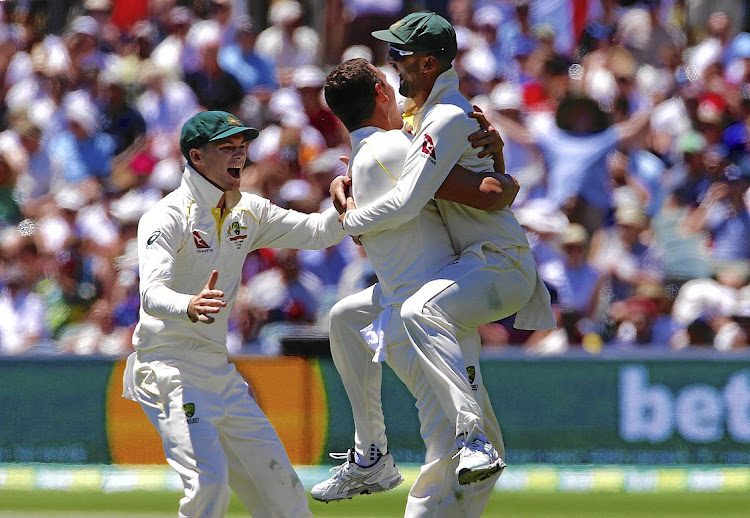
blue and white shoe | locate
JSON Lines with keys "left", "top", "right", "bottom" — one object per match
{"left": 311, "top": 448, "right": 404, "bottom": 502}
{"left": 455, "top": 432, "right": 506, "bottom": 485}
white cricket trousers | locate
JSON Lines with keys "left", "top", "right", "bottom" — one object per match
{"left": 329, "top": 284, "right": 503, "bottom": 517}
{"left": 401, "top": 246, "right": 537, "bottom": 437}
{"left": 125, "top": 349, "right": 312, "bottom": 518}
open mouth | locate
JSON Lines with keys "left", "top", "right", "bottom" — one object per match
{"left": 227, "top": 166, "right": 241, "bottom": 179}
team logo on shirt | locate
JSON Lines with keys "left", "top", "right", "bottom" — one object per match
{"left": 226, "top": 221, "right": 248, "bottom": 249}
{"left": 466, "top": 366, "right": 478, "bottom": 391}
{"left": 192, "top": 230, "right": 213, "bottom": 252}
{"left": 421, "top": 134, "right": 437, "bottom": 164}
{"left": 183, "top": 403, "right": 199, "bottom": 424}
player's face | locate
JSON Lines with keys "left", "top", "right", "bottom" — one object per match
{"left": 193, "top": 134, "right": 248, "bottom": 192}
{"left": 388, "top": 48, "right": 423, "bottom": 98}
{"left": 374, "top": 67, "right": 403, "bottom": 130}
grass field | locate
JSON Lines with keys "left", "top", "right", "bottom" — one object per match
{"left": 2, "top": 490, "right": 750, "bottom": 517}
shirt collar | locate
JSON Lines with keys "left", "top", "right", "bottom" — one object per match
{"left": 182, "top": 164, "right": 226, "bottom": 207}
{"left": 349, "top": 126, "right": 384, "bottom": 148}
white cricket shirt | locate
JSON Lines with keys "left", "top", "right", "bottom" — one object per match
{"left": 133, "top": 166, "right": 345, "bottom": 355}
{"left": 343, "top": 67, "right": 530, "bottom": 258}
{"left": 348, "top": 126, "right": 457, "bottom": 308}
{"left": 344, "top": 68, "right": 555, "bottom": 329}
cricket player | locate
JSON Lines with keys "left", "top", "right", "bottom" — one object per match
{"left": 312, "top": 58, "right": 516, "bottom": 516}
{"left": 338, "top": 12, "right": 556, "bottom": 485}
{"left": 121, "top": 110, "right": 348, "bottom": 518}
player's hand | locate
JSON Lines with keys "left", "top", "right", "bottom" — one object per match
{"left": 469, "top": 105, "right": 504, "bottom": 158}
{"left": 338, "top": 196, "right": 363, "bottom": 244}
{"left": 330, "top": 175, "right": 352, "bottom": 214}
{"left": 481, "top": 173, "right": 520, "bottom": 210}
{"left": 188, "top": 270, "right": 226, "bottom": 324}
{"left": 338, "top": 196, "right": 356, "bottom": 223}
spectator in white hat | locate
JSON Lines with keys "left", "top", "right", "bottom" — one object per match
{"left": 589, "top": 204, "right": 664, "bottom": 303}
{"left": 183, "top": 21, "right": 244, "bottom": 113}
{"left": 151, "top": 6, "right": 195, "bottom": 79}
{"left": 294, "top": 66, "right": 347, "bottom": 148}
{"left": 539, "top": 223, "right": 603, "bottom": 318}
{"left": 135, "top": 60, "right": 199, "bottom": 160}
{"left": 255, "top": 0, "right": 320, "bottom": 85}
{"left": 47, "top": 95, "right": 116, "bottom": 185}
{"left": 487, "top": 82, "right": 542, "bottom": 205}
{"left": 218, "top": 15, "right": 278, "bottom": 94}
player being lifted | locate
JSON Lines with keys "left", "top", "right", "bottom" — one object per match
{"left": 314, "top": 11, "right": 555, "bottom": 508}
{"left": 311, "top": 56, "right": 519, "bottom": 516}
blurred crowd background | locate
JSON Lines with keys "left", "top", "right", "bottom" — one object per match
{"left": 0, "top": 0, "right": 748, "bottom": 357}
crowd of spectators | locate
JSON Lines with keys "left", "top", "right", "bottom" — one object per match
{"left": 0, "top": 0, "right": 748, "bottom": 356}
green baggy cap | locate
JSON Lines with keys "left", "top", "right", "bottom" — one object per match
{"left": 180, "top": 111, "right": 259, "bottom": 161}
{"left": 372, "top": 12, "right": 457, "bottom": 61}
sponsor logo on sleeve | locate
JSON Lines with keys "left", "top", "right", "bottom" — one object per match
{"left": 421, "top": 134, "right": 437, "bottom": 164}
{"left": 146, "top": 230, "right": 161, "bottom": 248}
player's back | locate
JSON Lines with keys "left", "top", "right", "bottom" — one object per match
{"left": 349, "top": 127, "right": 457, "bottom": 307}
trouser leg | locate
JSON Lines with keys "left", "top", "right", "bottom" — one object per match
{"left": 218, "top": 367, "right": 312, "bottom": 518}
{"left": 328, "top": 284, "right": 388, "bottom": 456}
{"left": 134, "top": 361, "right": 230, "bottom": 518}
{"left": 387, "top": 322, "right": 500, "bottom": 518}
{"left": 401, "top": 249, "right": 536, "bottom": 436}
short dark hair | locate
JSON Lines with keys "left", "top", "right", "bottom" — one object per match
{"left": 324, "top": 58, "right": 382, "bottom": 132}
{"left": 427, "top": 49, "right": 453, "bottom": 73}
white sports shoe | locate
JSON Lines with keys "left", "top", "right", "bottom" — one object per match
{"left": 455, "top": 432, "right": 506, "bottom": 485}
{"left": 311, "top": 449, "right": 404, "bottom": 502}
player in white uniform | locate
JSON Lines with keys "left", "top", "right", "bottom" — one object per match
{"left": 122, "top": 111, "right": 347, "bottom": 518}
{"left": 311, "top": 59, "right": 516, "bottom": 516}
{"left": 339, "top": 13, "right": 556, "bottom": 485}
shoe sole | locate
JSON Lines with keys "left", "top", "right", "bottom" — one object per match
{"left": 311, "top": 474, "right": 404, "bottom": 502}
{"left": 457, "top": 460, "right": 505, "bottom": 486}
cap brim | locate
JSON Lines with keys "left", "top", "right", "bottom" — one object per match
{"left": 371, "top": 29, "right": 405, "bottom": 45}
{"left": 210, "top": 126, "right": 260, "bottom": 142}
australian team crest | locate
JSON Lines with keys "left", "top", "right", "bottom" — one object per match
{"left": 227, "top": 221, "right": 248, "bottom": 249}
{"left": 466, "top": 366, "right": 478, "bottom": 391}
{"left": 183, "top": 403, "right": 199, "bottom": 424}
{"left": 227, "top": 115, "right": 241, "bottom": 126}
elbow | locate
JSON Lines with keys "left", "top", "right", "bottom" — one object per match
{"left": 140, "top": 286, "right": 162, "bottom": 318}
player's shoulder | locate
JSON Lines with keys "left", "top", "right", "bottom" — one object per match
{"left": 425, "top": 98, "right": 473, "bottom": 126}
{"left": 356, "top": 130, "right": 409, "bottom": 175}
{"left": 362, "top": 128, "right": 411, "bottom": 150}
{"left": 238, "top": 191, "right": 271, "bottom": 209}
{"left": 142, "top": 189, "right": 187, "bottom": 221}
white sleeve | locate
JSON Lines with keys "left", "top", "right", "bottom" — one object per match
{"left": 251, "top": 200, "right": 346, "bottom": 250}
{"left": 342, "top": 107, "right": 475, "bottom": 235}
{"left": 137, "top": 206, "right": 193, "bottom": 321}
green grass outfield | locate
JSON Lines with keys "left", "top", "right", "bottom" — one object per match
{"left": 2, "top": 490, "right": 750, "bottom": 517}
{"left": 3, "top": 464, "right": 750, "bottom": 517}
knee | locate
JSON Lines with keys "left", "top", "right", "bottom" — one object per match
{"left": 400, "top": 296, "right": 426, "bottom": 325}
{"left": 329, "top": 299, "right": 353, "bottom": 332}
